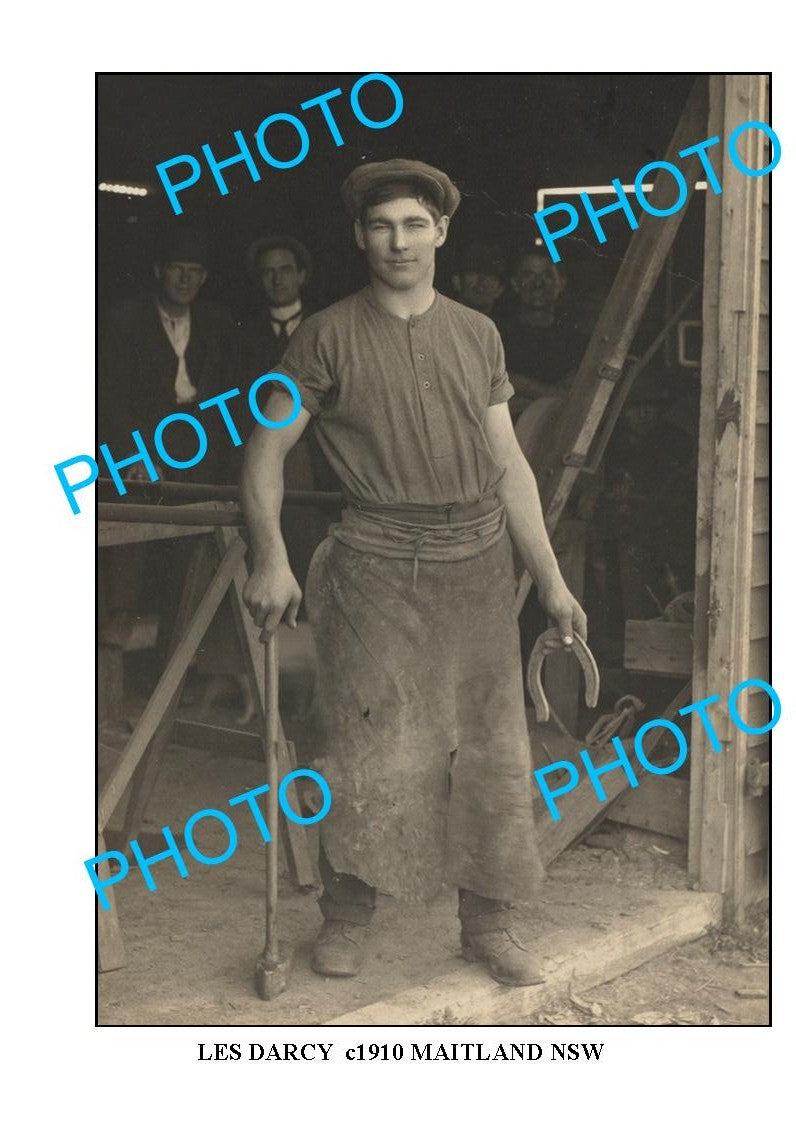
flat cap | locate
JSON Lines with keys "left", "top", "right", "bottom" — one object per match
{"left": 341, "top": 158, "right": 461, "bottom": 219}
{"left": 246, "top": 234, "right": 313, "bottom": 279}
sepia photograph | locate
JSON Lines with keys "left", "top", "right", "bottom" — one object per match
{"left": 91, "top": 71, "right": 772, "bottom": 1032}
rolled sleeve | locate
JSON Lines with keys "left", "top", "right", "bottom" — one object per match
{"left": 272, "top": 314, "right": 335, "bottom": 416}
{"left": 486, "top": 325, "right": 515, "bottom": 406}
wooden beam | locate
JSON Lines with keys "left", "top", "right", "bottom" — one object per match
{"left": 624, "top": 620, "right": 693, "bottom": 676}
{"left": 98, "top": 501, "right": 244, "bottom": 527}
{"left": 98, "top": 534, "right": 247, "bottom": 831}
{"left": 537, "top": 79, "right": 708, "bottom": 534}
{"left": 327, "top": 891, "right": 722, "bottom": 1026}
{"left": 537, "top": 683, "right": 692, "bottom": 866}
{"left": 119, "top": 537, "right": 217, "bottom": 846}
{"left": 514, "top": 79, "right": 709, "bottom": 618}
{"left": 172, "top": 719, "right": 262, "bottom": 760}
{"left": 98, "top": 477, "right": 344, "bottom": 509}
{"left": 99, "top": 521, "right": 212, "bottom": 547}
{"left": 97, "top": 833, "right": 126, "bottom": 973}
{"left": 607, "top": 776, "right": 690, "bottom": 839}
{"left": 688, "top": 74, "right": 725, "bottom": 881}
{"left": 689, "top": 74, "right": 768, "bottom": 923}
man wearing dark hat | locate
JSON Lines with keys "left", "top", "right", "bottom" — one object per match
{"left": 99, "top": 226, "right": 237, "bottom": 476}
{"left": 99, "top": 226, "right": 237, "bottom": 648}
{"left": 240, "top": 159, "right": 587, "bottom": 987}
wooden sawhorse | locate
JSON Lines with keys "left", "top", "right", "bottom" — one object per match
{"left": 97, "top": 498, "right": 319, "bottom": 972}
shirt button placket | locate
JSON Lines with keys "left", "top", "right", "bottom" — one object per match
{"left": 416, "top": 340, "right": 430, "bottom": 388}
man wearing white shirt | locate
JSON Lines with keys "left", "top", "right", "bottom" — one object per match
{"left": 99, "top": 227, "right": 237, "bottom": 649}
{"left": 242, "top": 235, "right": 314, "bottom": 376}
{"left": 100, "top": 226, "right": 237, "bottom": 479}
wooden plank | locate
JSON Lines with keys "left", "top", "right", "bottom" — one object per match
{"left": 607, "top": 776, "right": 689, "bottom": 839}
{"left": 99, "top": 522, "right": 213, "bottom": 547}
{"left": 746, "top": 752, "right": 769, "bottom": 791}
{"left": 624, "top": 620, "right": 692, "bottom": 676}
{"left": 688, "top": 74, "right": 725, "bottom": 880}
{"left": 535, "top": 78, "right": 708, "bottom": 534}
{"left": 753, "top": 480, "right": 769, "bottom": 532}
{"left": 743, "top": 796, "right": 769, "bottom": 856}
{"left": 98, "top": 645, "right": 124, "bottom": 723}
{"left": 538, "top": 683, "right": 693, "bottom": 866}
{"left": 98, "top": 535, "right": 246, "bottom": 832}
{"left": 97, "top": 832, "right": 126, "bottom": 973}
{"left": 757, "top": 324, "right": 770, "bottom": 380}
{"left": 742, "top": 687, "right": 776, "bottom": 732}
{"left": 760, "top": 262, "right": 769, "bottom": 315}
{"left": 749, "top": 585, "right": 769, "bottom": 641}
{"left": 327, "top": 891, "right": 722, "bottom": 1026}
{"left": 761, "top": 202, "right": 770, "bottom": 263}
{"left": 120, "top": 538, "right": 218, "bottom": 846}
{"left": 172, "top": 719, "right": 261, "bottom": 760}
{"left": 748, "top": 637, "right": 770, "bottom": 680}
{"left": 98, "top": 500, "right": 244, "bottom": 527}
{"left": 754, "top": 423, "right": 770, "bottom": 480}
{"left": 744, "top": 849, "right": 769, "bottom": 905}
{"left": 751, "top": 533, "right": 769, "bottom": 587}
{"left": 690, "top": 74, "right": 768, "bottom": 921}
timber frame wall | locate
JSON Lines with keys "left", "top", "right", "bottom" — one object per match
{"left": 688, "top": 74, "right": 771, "bottom": 923}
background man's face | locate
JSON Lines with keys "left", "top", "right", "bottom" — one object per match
{"left": 512, "top": 254, "right": 563, "bottom": 310}
{"left": 625, "top": 401, "right": 660, "bottom": 436}
{"left": 455, "top": 269, "right": 504, "bottom": 312}
{"left": 259, "top": 248, "right": 305, "bottom": 308}
{"left": 156, "top": 260, "right": 207, "bottom": 307}
{"left": 355, "top": 197, "right": 448, "bottom": 291}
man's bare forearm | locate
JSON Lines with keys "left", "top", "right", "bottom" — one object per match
{"left": 497, "top": 447, "right": 564, "bottom": 594}
{"left": 239, "top": 394, "right": 311, "bottom": 571}
{"left": 240, "top": 428, "right": 289, "bottom": 570}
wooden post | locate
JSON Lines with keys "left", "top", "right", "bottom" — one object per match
{"left": 688, "top": 74, "right": 768, "bottom": 921}
{"left": 96, "top": 832, "right": 126, "bottom": 972}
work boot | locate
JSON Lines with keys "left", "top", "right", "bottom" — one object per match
{"left": 310, "top": 919, "right": 369, "bottom": 978}
{"left": 461, "top": 926, "right": 545, "bottom": 987}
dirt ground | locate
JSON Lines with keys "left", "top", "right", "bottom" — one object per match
{"left": 98, "top": 717, "right": 769, "bottom": 1027}
{"left": 530, "top": 904, "right": 769, "bottom": 1027}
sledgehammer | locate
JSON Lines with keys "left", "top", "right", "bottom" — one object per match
{"left": 254, "top": 631, "right": 293, "bottom": 999}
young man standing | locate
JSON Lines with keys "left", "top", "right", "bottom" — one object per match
{"left": 241, "top": 159, "right": 586, "bottom": 987}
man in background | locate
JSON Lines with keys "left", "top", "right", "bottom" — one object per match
{"left": 99, "top": 226, "right": 236, "bottom": 649}
{"left": 242, "top": 234, "right": 314, "bottom": 374}
{"left": 496, "top": 249, "right": 589, "bottom": 410}
{"left": 450, "top": 240, "right": 507, "bottom": 318}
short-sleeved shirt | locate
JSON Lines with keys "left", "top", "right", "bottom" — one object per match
{"left": 272, "top": 287, "right": 514, "bottom": 506}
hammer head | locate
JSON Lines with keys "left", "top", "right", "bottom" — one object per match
{"left": 254, "top": 946, "right": 293, "bottom": 1001}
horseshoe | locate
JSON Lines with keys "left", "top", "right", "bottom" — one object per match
{"left": 526, "top": 628, "right": 600, "bottom": 724}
